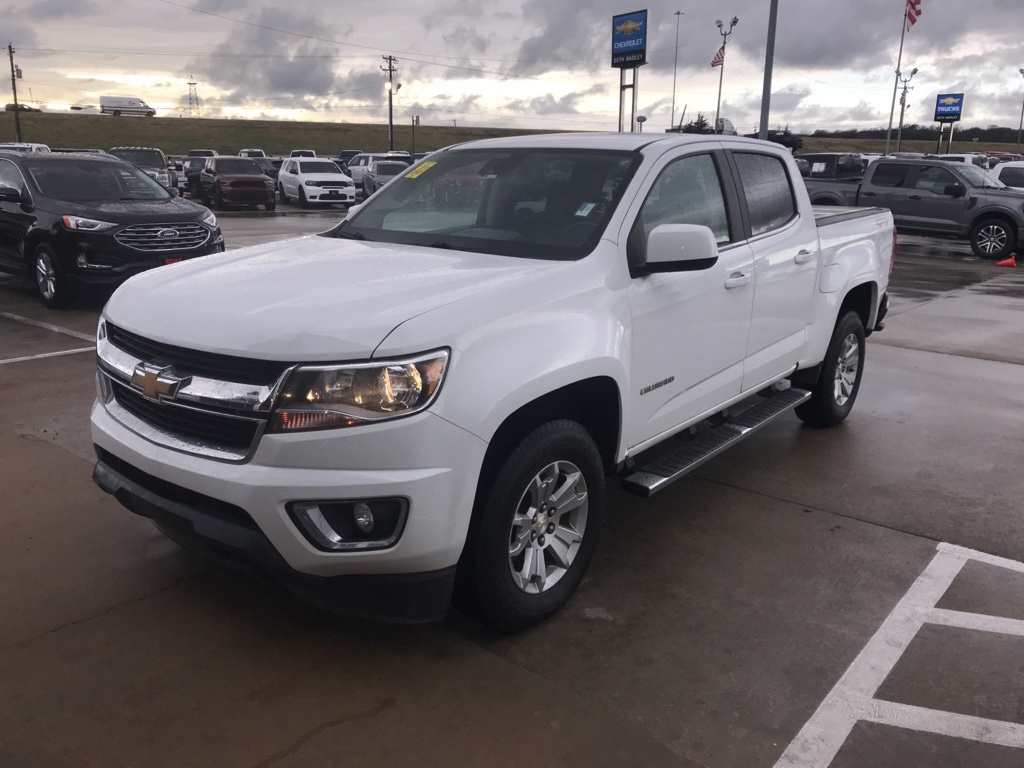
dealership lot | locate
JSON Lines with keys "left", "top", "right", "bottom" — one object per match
{"left": 2, "top": 213, "right": 1023, "bottom": 767}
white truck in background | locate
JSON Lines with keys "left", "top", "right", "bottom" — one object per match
{"left": 100, "top": 96, "right": 156, "bottom": 117}
{"left": 91, "top": 134, "right": 894, "bottom": 632}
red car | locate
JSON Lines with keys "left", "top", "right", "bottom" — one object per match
{"left": 198, "top": 156, "right": 276, "bottom": 211}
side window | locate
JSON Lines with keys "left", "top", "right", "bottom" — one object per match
{"left": 732, "top": 152, "right": 796, "bottom": 236}
{"left": 913, "top": 166, "right": 958, "bottom": 194}
{"left": 1000, "top": 168, "right": 1024, "bottom": 187}
{"left": 871, "top": 163, "right": 911, "bottom": 188}
{"left": 0, "top": 159, "right": 25, "bottom": 191}
{"left": 635, "top": 153, "right": 732, "bottom": 245}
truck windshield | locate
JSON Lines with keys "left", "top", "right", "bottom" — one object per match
{"left": 109, "top": 149, "right": 163, "bottom": 167}
{"left": 958, "top": 165, "right": 1006, "bottom": 189}
{"left": 25, "top": 159, "right": 169, "bottom": 201}
{"left": 332, "top": 147, "right": 640, "bottom": 261}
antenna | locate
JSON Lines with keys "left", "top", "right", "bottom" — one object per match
{"left": 187, "top": 76, "right": 200, "bottom": 117}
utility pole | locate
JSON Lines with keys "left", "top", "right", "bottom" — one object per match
{"left": 8, "top": 44, "right": 22, "bottom": 142}
{"left": 187, "top": 76, "right": 200, "bottom": 117}
{"left": 758, "top": 0, "right": 778, "bottom": 140}
{"left": 884, "top": 4, "right": 911, "bottom": 155}
{"left": 411, "top": 115, "right": 419, "bottom": 155}
{"left": 670, "top": 10, "right": 682, "bottom": 131}
{"left": 1017, "top": 68, "right": 1024, "bottom": 153}
{"left": 381, "top": 55, "right": 399, "bottom": 151}
{"left": 713, "top": 16, "right": 738, "bottom": 135}
{"left": 895, "top": 67, "right": 917, "bottom": 153}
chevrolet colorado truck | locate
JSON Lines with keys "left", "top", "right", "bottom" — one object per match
{"left": 804, "top": 156, "right": 1024, "bottom": 259}
{"left": 91, "top": 134, "right": 894, "bottom": 632}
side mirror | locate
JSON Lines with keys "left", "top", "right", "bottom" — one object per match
{"left": 0, "top": 185, "right": 22, "bottom": 203}
{"left": 642, "top": 224, "right": 719, "bottom": 273}
{"left": 944, "top": 183, "right": 965, "bottom": 198}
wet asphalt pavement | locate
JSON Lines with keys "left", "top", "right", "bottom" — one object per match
{"left": 1, "top": 212, "right": 1023, "bottom": 768}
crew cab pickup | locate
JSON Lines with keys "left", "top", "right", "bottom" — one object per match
{"left": 91, "top": 134, "right": 894, "bottom": 631}
{"left": 805, "top": 157, "right": 1024, "bottom": 259}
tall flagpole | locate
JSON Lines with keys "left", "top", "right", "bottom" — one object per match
{"left": 670, "top": 10, "right": 682, "bottom": 130}
{"left": 884, "top": 3, "right": 909, "bottom": 155}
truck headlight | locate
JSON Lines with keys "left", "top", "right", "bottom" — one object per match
{"left": 270, "top": 350, "right": 449, "bottom": 432}
{"left": 201, "top": 210, "right": 218, "bottom": 228}
{"left": 62, "top": 215, "right": 117, "bottom": 232}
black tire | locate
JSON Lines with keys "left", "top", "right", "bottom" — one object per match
{"left": 465, "top": 420, "right": 604, "bottom": 633}
{"left": 32, "top": 244, "right": 73, "bottom": 309}
{"left": 213, "top": 190, "right": 226, "bottom": 211}
{"left": 298, "top": 187, "right": 309, "bottom": 209}
{"left": 265, "top": 201, "right": 276, "bottom": 211}
{"left": 247, "top": 203, "right": 258, "bottom": 211}
{"left": 969, "top": 218, "right": 1016, "bottom": 260}
{"left": 796, "top": 311, "right": 865, "bottom": 428}
{"left": 279, "top": 184, "right": 288, "bottom": 203}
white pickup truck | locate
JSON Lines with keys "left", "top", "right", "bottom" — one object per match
{"left": 91, "top": 134, "right": 894, "bottom": 631}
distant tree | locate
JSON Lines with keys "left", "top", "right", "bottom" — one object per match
{"left": 681, "top": 113, "right": 710, "bottom": 134}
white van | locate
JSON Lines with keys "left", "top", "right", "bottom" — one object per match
{"left": 100, "top": 96, "right": 156, "bottom": 117}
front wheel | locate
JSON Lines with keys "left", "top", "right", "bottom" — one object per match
{"left": 796, "top": 311, "right": 865, "bottom": 428}
{"left": 33, "top": 244, "right": 72, "bottom": 309}
{"left": 279, "top": 184, "right": 288, "bottom": 203}
{"left": 298, "top": 187, "right": 310, "bottom": 208}
{"left": 265, "top": 201, "right": 276, "bottom": 211}
{"left": 970, "top": 218, "right": 1015, "bottom": 260}
{"left": 465, "top": 420, "right": 604, "bottom": 633}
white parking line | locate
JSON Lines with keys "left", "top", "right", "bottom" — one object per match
{"left": 0, "top": 312, "right": 95, "bottom": 342}
{"left": 0, "top": 347, "right": 95, "bottom": 366}
{"left": 774, "top": 543, "right": 1024, "bottom": 767}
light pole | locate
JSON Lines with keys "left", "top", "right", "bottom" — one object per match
{"left": 670, "top": 10, "right": 682, "bottom": 130}
{"left": 713, "top": 16, "right": 738, "bottom": 135}
{"left": 1017, "top": 68, "right": 1024, "bottom": 153}
{"left": 895, "top": 67, "right": 917, "bottom": 153}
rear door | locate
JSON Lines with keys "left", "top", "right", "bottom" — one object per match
{"left": 625, "top": 146, "right": 755, "bottom": 448}
{"left": 0, "top": 158, "right": 34, "bottom": 271}
{"left": 728, "top": 150, "right": 820, "bottom": 391}
{"left": 859, "top": 162, "right": 914, "bottom": 225}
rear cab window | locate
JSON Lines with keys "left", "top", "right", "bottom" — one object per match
{"left": 732, "top": 152, "right": 797, "bottom": 236}
{"left": 870, "top": 163, "right": 911, "bottom": 188}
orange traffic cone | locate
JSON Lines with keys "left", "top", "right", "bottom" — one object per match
{"left": 996, "top": 255, "right": 1017, "bottom": 267}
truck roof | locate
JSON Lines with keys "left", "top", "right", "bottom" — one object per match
{"left": 444, "top": 132, "right": 790, "bottom": 153}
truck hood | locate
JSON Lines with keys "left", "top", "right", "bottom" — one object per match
{"left": 103, "top": 235, "right": 564, "bottom": 360}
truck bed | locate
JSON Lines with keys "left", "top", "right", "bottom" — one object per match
{"left": 813, "top": 206, "right": 887, "bottom": 227}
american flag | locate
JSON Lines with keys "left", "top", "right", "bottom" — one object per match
{"left": 711, "top": 45, "right": 725, "bottom": 67}
{"left": 906, "top": 0, "right": 922, "bottom": 28}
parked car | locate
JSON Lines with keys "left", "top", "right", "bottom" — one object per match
{"left": 239, "top": 148, "right": 267, "bottom": 158}
{"left": 50, "top": 148, "right": 109, "bottom": 154}
{"left": 253, "top": 156, "right": 279, "bottom": 182}
{"left": 5, "top": 103, "right": 41, "bottom": 112}
{"left": 804, "top": 157, "right": 1024, "bottom": 259}
{"left": 345, "top": 152, "right": 413, "bottom": 188}
{"left": 363, "top": 159, "right": 409, "bottom": 196}
{"left": 0, "top": 150, "right": 223, "bottom": 308}
{"left": 183, "top": 150, "right": 217, "bottom": 196}
{"left": 108, "top": 147, "right": 175, "bottom": 190}
{"left": 198, "top": 156, "right": 276, "bottom": 211}
{"left": 91, "top": 133, "right": 893, "bottom": 630}
{"left": 290, "top": 149, "right": 317, "bottom": 158}
{"left": 0, "top": 142, "right": 50, "bottom": 153}
{"left": 277, "top": 158, "right": 355, "bottom": 207}
{"left": 990, "top": 160, "right": 1024, "bottom": 190}
{"left": 334, "top": 149, "right": 363, "bottom": 166}
{"left": 931, "top": 153, "right": 989, "bottom": 168}
{"left": 99, "top": 96, "right": 155, "bottom": 117}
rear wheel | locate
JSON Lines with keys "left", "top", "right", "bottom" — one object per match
{"left": 265, "top": 201, "right": 276, "bottom": 211}
{"left": 970, "top": 218, "right": 1015, "bottom": 260}
{"left": 33, "top": 244, "right": 72, "bottom": 309}
{"left": 464, "top": 420, "right": 604, "bottom": 633}
{"left": 796, "top": 311, "right": 865, "bottom": 428}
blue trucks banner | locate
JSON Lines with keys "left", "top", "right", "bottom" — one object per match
{"left": 612, "top": 10, "right": 648, "bottom": 69}
{"left": 934, "top": 93, "right": 964, "bottom": 123}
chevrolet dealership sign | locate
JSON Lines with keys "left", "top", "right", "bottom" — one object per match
{"left": 612, "top": 9, "right": 648, "bottom": 68}
{"left": 934, "top": 93, "right": 964, "bottom": 123}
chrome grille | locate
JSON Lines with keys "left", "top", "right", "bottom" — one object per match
{"left": 228, "top": 179, "right": 267, "bottom": 188}
{"left": 316, "top": 181, "right": 353, "bottom": 188}
{"left": 115, "top": 222, "right": 210, "bottom": 252}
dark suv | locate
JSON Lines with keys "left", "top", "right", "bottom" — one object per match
{"left": 0, "top": 151, "right": 223, "bottom": 308}
{"left": 108, "top": 146, "right": 175, "bottom": 189}
{"left": 199, "top": 156, "right": 276, "bottom": 211}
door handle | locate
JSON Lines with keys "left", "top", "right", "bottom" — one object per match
{"left": 794, "top": 249, "right": 815, "bottom": 264}
{"left": 908, "top": 194, "right": 922, "bottom": 200}
{"left": 862, "top": 191, "right": 877, "bottom": 197}
{"left": 724, "top": 272, "right": 750, "bottom": 289}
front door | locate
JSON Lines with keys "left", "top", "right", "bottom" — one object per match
{"left": 626, "top": 149, "right": 755, "bottom": 449}
{"left": 900, "top": 164, "right": 969, "bottom": 234}
{"left": 0, "top": 158, "right": 33, "bottom": 272}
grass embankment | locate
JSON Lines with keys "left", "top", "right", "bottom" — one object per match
{"left": 0, "top": 112, "right": 548, "bottom": 157}
{"left": 2, "top": 112, "right": 1020, "bottom": 157}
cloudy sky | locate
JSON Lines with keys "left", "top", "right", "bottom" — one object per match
{"left": 6, "top": 0, "right": 1024, "bottom": 134}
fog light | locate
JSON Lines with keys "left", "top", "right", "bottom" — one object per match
{"left": 288, "top": 498, "right": 407, "bottom": 551}
{"left": 353, "top": 502, "right": 374, "bottom": 533}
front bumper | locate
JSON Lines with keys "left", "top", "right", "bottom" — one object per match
{"left": 219, "top": 187, "right": 275, "bottom": 203}
{"left": 305, "top": 187, "right": 355, "bottom": 203}
{"left": 90, "top": 401, "right": 487, "bottom": 620}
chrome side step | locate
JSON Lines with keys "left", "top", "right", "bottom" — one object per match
{"left": 621, "top": 388, "right": 811, "bottom": 497}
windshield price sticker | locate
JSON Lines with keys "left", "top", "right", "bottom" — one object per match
{"left": 405, "top": 161, "right": 436, "bottom": 179}
{"left": 575, "top": 202, "right": 597, "bottom": 217}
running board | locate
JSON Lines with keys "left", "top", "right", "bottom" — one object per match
{"left": 621, "top": 388, "right": 811, "bottom": 497}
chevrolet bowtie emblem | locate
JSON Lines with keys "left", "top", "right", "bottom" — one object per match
{"left": 131, "top": 363, "right": 190, "bottom": 400}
